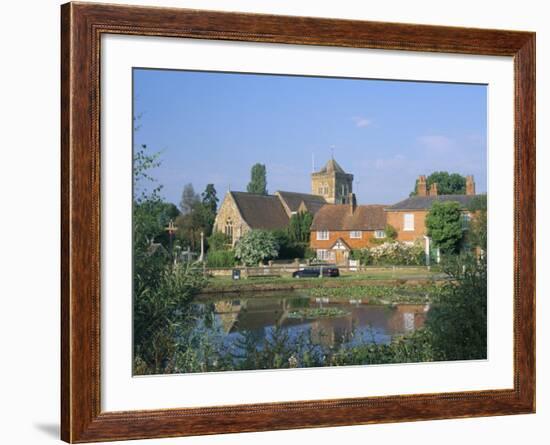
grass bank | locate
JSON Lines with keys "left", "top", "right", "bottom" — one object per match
{"left": 202, "top": 273, "right": 445, "bottom": 296}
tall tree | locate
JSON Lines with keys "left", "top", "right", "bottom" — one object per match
{"left": 179, "top": 183, "right": 200, "bottom": 214}
{"left": 288, "top": 211, "right": 313, "bottom": 243}
{"left": 201, "top": 183, "right": 219, "bottom": 214}
{"left": 411, "top": 171, "right": 466, "bottom": 196}
{"left": 425, "top": 201, "right": 464, "bottom": 254}
{"left": 247, "top": 163, "right": 268, "bottom": 195}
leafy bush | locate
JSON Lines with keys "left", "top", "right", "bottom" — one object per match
{"left": 426, "top": 201, "right": 464, "bottom": 254}
{"left": 234, "top": 230, "right": 279, "bottom": 266}
{"left": 351, "top": 241, "right": 425, "bottom": 266}
{"left": 426, "top": 254, "right": 487, "bottom": 360}
{"left": 133, "top": 262, "right": 208, "bottom": 374}
{"left": 207, "top": 231, "right": 232, "bottom": 252}
{"left": 206, "top": 250, "right": 236, "bottom": 268}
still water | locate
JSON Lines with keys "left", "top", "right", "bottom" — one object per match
{"left": 196, "top": 290, "right": 429, "bottom": 350}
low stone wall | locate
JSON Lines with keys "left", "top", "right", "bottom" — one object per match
{"left": 206, "top": 265, "right": 433, "bottom": 277}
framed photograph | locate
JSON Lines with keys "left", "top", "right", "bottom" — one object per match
{"left": 61, "top": 2, "right": 535, "bottom": 442}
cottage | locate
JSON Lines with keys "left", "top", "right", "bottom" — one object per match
{"left": 309, "top": 194, "right": 387, "bottom": 263}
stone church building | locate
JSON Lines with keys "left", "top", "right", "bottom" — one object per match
{"left": 213, "top": 158, "right": 351, "bottom": 245}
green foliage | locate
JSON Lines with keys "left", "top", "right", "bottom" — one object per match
{"left": 309, "top": 284, "right": 436, "bottom": 304}
{"left": 231, "top": 328, "right": 324, "bottom": 370}
{"left": 426, "top": 201, "right": 464, "bottom": 254}
{"left": 176, "top": 191, "right": 217, "bottom": 252}
{"left": 133, "top": 263, "right": 209, "bottom": 374}
{"left": 132, "top": 144, "right": 209, "bottom": 375}
{"left": 206, "top": 250, "right": 236, "bottom": 268}
{"left": 384, "top": 224, "right": 398, "bottom": 240}
{"left": 467, "top": 194, "right": 487, "bottom": 212}
{"left": 350, "top": 248, "right": 371, "bottom": 265}
{"left": 272, "top": 229, "right": 307, "bottom": 259}
{"left": 330, "top": 329, "right": 435, "bottom": 366}
{"left": 201, "top": 183, "right": 219, "bottom": 214}
{"left": 179, "top": 183, "right": 200, "bottom": 214}
{"left": 426, "top": 254, "right": 487, "bottom": 360}
{"left": 246, "top": 163, "right": 268, "bottom": 195}
{"left": 368, "top": 224, "right": 398, "bottom": 246}
{"left": 411, "top": 171, "right": 466, "bottom": 196}
{"left": 133, "top": 144, "right": 162, "bottom": 202}
{"left": 288, "top": 211, "right": 313, "bottom": 243}
{"left": 466, "top": 194, "right": 487, "bottom": 251}
{"left": 207, "top": 231, "right": 232, "bottom": 252}
{"left": 234, "top": 230, "right": 279, "bottom": 266}
{"left": 468, "top": 210, "right": 487, "bottom": 251}
{"left": 351, "top": 242, "right": 425, "bottom": 266}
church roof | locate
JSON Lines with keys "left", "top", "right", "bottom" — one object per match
{"left": 275, "top": 191, "right": 326, "bottom": 214}
{"left": 230, "top": 192, "right": 289, "bottom": 230}
{"left": 314, "top": 158, "right": 348, "bottom": 175}
{"left": 386, "top": 194, "right": 480, "bottom": 211}
{"left": 311, "top": 204, "right": 387, "bottom": 231}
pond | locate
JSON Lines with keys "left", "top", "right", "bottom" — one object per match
{"left": 195, "top": 290, "right": 429, "bottom": 352}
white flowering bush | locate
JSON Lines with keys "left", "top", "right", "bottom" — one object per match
{"left": 351, "top": 241, "right": 425, "bottom": 266}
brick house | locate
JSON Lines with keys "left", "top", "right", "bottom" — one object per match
{"left": 309, "top": 194, "right": 387, "bottom": 263}
{"left": 385, "top": 175, "right": 480, "bottom": 243}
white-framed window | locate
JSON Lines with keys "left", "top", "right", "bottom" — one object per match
{"left": 403, "top": 213, "right": 415, "bottom": 231}
{"left": 317, "top": 249, "right": 332, "bottom": 260}
{"left": 350, "top": 230, "right": 362, "bottom": 239}
{"left": 374, "top": 230, "right": 386, "bottom": 238}
{"left": 316, "top": 230, "right": 329, "bottom": 240}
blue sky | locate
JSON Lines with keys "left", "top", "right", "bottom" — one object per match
{"left": 133, "top": 68, "right": 487, "bottom": 206}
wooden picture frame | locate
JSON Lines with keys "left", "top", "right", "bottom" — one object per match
{"left": 61, "top": 2, "right": 535, "bottom": 442}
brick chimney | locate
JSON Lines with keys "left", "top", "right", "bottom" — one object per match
{"left": 466, "top": 175, "right": 476, "bottom": 195}
{"left": 429, "top": 183, "right": 438, "bottom": 196}
{"left": 417, "top": 175, "right": 427, "bottom": 196}
{"left": 349, "top": 193, "right": 357, "bottom": 215}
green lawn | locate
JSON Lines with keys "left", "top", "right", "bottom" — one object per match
{"left": 204, "top": 268, "right": 444, "bottom": 292}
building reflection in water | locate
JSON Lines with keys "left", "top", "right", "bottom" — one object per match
{"left": 207, "top": 294, "right": 428, "bottom": 349}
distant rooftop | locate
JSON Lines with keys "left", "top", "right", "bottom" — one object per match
{"left": 311, "top": 204, "right": 387, "bottom": 231}
{"left": 275, "top": 190, "right": 326, "bottom": 213}
{"left": 386, "top": 194, "right": 481, "bottom": 211}
{"left": 230, "top": 192, "right": 289, "bottom": 230}
{"left": 312, "top": 158, "right": 349, "bottom": 175}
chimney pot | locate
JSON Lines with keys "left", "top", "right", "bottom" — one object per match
{"left": 417, "top": 175, "right": 427, "bottom": 196}
{"left": 429, "top": 183, "right": 438, "bottom": 197}
{"left": 466, "top": 175, "right": 476, "bottom": 195}
{"left": 349, "top": 193, "right": 357, "bottom": 214}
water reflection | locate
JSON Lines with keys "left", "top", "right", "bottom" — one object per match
{"left": 197, "top": 291, "right": 428, "bottom": 350}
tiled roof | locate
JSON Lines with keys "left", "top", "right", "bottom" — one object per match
{"left": 230, "top": 192, "right": 289, "bottom": 230}
{"left": 310, "top": 204, "right": 387, "bottom": 231}
{"left": 386, "top": 194, "right": 480, "bottom": 211}
{"left": 276, "top": 191, "right": 326, "bottom": 214}
{"left": 313, "top": 158, "right": 348, "bottom": 175}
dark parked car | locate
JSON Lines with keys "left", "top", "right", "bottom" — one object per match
{"left": 292, "top": 265, "right": 339, "bottom": 278}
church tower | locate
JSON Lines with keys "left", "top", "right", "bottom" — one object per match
{"left": 311, "top": 158, "right": 354, "bottom": 204}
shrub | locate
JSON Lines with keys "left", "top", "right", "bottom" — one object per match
{"left": 426, "top": 254, "right": 487, "bottom": 360}
{"left": 426, "top": 201, "right": 464, "bottom": 254}
{"left": 234, "top": 230, "right": 279, "bottom": 266}
{"left": 352, "top": 241, "right": 425, "bottom": 266}
{"left": 350, "top": 248, "right": 371, "bottom": 265}
{"left": 207, "top": 231, "right": 232, "bottom": 251}
{"left": 206, "top": 250, "right": 236, "bottom": 268}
